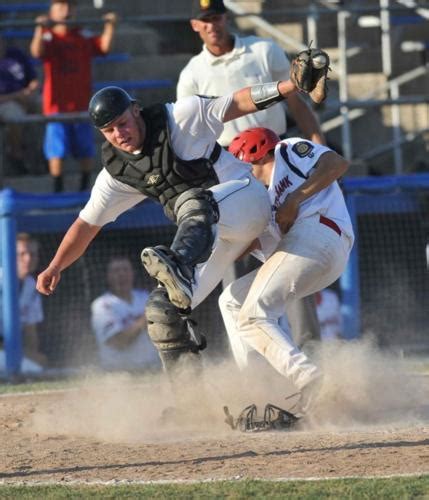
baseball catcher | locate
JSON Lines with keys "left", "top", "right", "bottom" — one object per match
{"left": 37, "top": 47, "right": 331, "bottom": 378}
{"left": 289, "top": 48, "right": 330, "bottom": 104}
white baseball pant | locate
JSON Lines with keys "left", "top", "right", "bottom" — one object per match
{"left": 191, "top": 175, "right": 271, "bottom": 308}
{"left": 219, "top": 213, "right": 353, "bottom": 390}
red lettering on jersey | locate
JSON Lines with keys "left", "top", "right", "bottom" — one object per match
{"left": 274, "top": 175, "right": 293, "bottom": 206}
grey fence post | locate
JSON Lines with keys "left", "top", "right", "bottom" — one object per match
{"left": 338, "top": 9, "right": 352, "bottom": 161}
{"left": 0, "top": 124, "right": 4, "bottom": 189}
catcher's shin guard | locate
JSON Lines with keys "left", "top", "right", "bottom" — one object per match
{"left": 171, "top": 188, "right": 219, "bottom": 266}
{"left": 142, "top": 188, "right": 218, "bottom": 308}
{"left": 145, "top": 287, "right": 206, "bottom": 374}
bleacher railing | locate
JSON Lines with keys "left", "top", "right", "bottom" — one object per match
{"left": 2, "top": 2, "right": 428, "bottom": 174}
{"left": 227, "top": 1, "right": 429, "bottom": 174}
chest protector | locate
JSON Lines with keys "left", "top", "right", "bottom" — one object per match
{"left": 102, "top": 103, "right": 221, "bottom": 221}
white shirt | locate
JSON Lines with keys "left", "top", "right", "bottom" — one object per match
{"left": 316, "top": 289, "right": 343, "bottom": 340}
{"left": 255, "top": 138, "right": 355, "bottom": 260}
{"left": 19, "top": 275, "right": 43, "bottom": 326}
{"left": 91, "top": 289, "right": 161, "bottom": 371}
{"left": 0, "top": 275, "right": 44, "bottom": 374}
{"left": 0, "top": 350, "right": 43, "bottom": 374}
{"left": 80, "top": 95, "right": 251, "bottom": 227}
{"left": 177, "top": 35, "right": 290, "bottom": 146}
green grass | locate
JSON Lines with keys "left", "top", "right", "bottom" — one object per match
{"left": 0, "top": 378, "right": 81, "bottom": 394}
{"left": 0, "top": 373, "right": 149, "bottom": 395}
{"left": 0, "top": 476, "right": 429, "bottom": 499}
{"left": 1, "top": 355, "right": 427, "bottom": 396}
{"left": 406, "top": 359, "right": 429, "bottom": 374}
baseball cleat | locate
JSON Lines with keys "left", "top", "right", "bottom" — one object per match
{"left": 141, "top": 246, "right": 193, "bottom": 309}
{"left": 292, "top": 374, "right": 323, "bottom": 418}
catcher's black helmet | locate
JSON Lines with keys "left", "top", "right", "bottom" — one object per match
{"left": 88, "top": 86, "right": 136, "bottom": 128}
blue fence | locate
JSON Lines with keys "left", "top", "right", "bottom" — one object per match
{"left": 341, "top": 173, "right": 429, "bottom": 340}
{"left": 0, "top": 189, "right": 170, "bottom": 376}
{"left": 1, "top": 173, "right": 429, "bottom": 375}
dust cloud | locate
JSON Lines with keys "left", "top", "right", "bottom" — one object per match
{"left": 29, "top": 337, "right": 427, "bottom": 443}
{"left": 308, "top": 336, "right": 427, "bottom": 429}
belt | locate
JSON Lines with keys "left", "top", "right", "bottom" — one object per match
{"left": 319, "top": 215, "right": 341, "bottom": 236}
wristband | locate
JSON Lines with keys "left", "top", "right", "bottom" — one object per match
{"left": 250, "top": 82, "right": 283, "bottom": 110}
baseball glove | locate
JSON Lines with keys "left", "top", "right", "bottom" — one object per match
{"left": 290, "top": 48, "right": 330, "bottom": 104}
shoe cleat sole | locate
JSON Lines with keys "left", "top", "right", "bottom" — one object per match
{"left": 141, "top": 247, "right": 192, "bottom": 309}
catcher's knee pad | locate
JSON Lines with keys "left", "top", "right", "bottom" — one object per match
{"left": 174, "top": 188, "right": 219, "bottom": 225}
{"left": 171, "top": 188, "right": 219, "bottom": 266}
{"left": 145, "top": 287, "right": 206, "bottom": 370}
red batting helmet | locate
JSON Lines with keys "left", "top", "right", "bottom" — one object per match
{"left": 228, "top": 127, "right": 280, "bottom": 163}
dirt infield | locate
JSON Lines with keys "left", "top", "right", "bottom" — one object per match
{"left": 1, "top": 341, "right": 429, "bottom": 483}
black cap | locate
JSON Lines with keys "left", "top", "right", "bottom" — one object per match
{"left": 191, "top": 0, "right": 227, "bottom": 20}
{"left": 88, "top": 86, "right": 135, "bottom": 128}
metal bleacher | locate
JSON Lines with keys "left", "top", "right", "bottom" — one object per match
{"left": 0, "top": 3, "right": 175, "bottom": 97}
{"left": 227, "top": 0, "right": 429, "bottom": 176}
{"left": 0, "top": 0, "right": 428, "bottom": 191}
{"left": 0, "top": 1, "right": 182, "bottom": 191}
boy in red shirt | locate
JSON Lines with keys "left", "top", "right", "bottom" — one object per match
{"left": 31, "top": 0, "right": 117, "bottom": 192}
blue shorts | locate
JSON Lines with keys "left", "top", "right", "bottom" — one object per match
{"left": 44, "top": 122, "right": 95, "bottom": 160}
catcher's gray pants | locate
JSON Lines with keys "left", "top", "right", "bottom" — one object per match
{"left": 219, "top": 213, "right": 353, "bottom": 391}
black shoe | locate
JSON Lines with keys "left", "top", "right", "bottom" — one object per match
{"left": 53, "top": 175, "right": 64, "bottom": 193}
{"left": 141, "top": 246, "right": 193, "bottom": 309}
{"left": 7, "top": 158, "right": 29, "bottom": 177}
{"left": 80, "top": 172, "right": 91, "bottom": 191}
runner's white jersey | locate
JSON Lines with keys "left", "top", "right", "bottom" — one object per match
{"left": 80, "top": 94, "right": 251, "bottom": 227}
{"left": 256, "top": 137, "right": 354, "bottom": 260}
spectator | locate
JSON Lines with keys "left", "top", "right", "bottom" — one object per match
{"left": 0, "top": 34, "right": 39, "bottom": 175}
{"left": 177, "top": 0, "right": 325, "bottom": 147}
{"left": 30, "top": 0, "right": 117, "bottom": 192}
{"left": 91, "top": 257, "right": 161, "bottom": 372}
{"left": 16, "top": 233, "right": 46, "bottom": 370}
{"left": 177, "top": 0, "right": 325, "bottom": 348}
{"left": 315, "top": 288, "right": 343, "bottom": 341}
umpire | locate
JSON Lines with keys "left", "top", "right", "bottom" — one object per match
{"left": 178, "top": 0, "right": 327, "bottom": 347}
